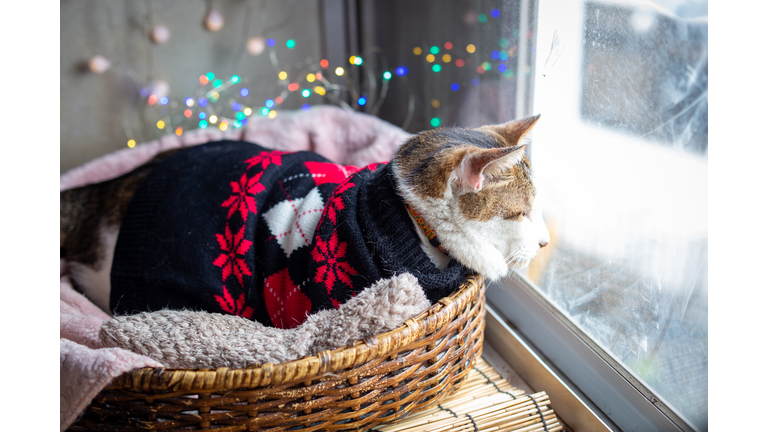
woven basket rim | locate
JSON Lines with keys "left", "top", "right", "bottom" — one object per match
{"left": 108, "top": 274, "right": 484, "bottom": 392}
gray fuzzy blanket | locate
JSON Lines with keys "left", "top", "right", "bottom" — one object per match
{"left": 99, "top": 273, "right": 429, "bottom": 368}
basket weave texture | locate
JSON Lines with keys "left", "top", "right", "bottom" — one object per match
{"left": 70, "top": 275, "right": 486, "bottom": 431}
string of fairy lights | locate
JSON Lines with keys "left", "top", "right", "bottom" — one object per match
{"left": 86, "top": 3, "right": 532, "bottom": 148}
{"left": 136, "top": 49, "right": 406, "bottom": 147}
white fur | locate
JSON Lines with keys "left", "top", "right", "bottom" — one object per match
{"left": 394, "top": 165, "right": 550, "bottom": 282}
{"left": 68, "top": 225, "right": 117, "bottom": 314}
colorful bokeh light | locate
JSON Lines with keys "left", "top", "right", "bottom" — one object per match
{"left": 358, "top": 96, "right": 367, "bottom": 106}
{"left": 267, "top": 38, "right": 275, "bottom": 47}
{"left": 413, "top": 47, "right": 422, "bottom": 55}
{"left": 451, "top": 83, "right": 459, "bottom": 91}
{"left": 286, "top": 39, "right": 295, "bottom": 49}
{"left": 430, "top": 117, "right": 441, "bottom": 127}
{"left": 395, "top": 67, "right": 407, "bottom": 76}
{"left": 383, "top": 71, "right": 392, "bottom": 80}
{"left": 335, "top": 67, "right": 344, "bottom": 76}
{"left": 432, "top": 64, "right": 441, "bottom": 72}
{"left": 240, "top": 88, "right": 249, "bottom": 97}
{"left": 444, "top": 42, "right": 453, "bottom": 50}
{"left": 467, "top": 44, "right": 476, "bottom": 53}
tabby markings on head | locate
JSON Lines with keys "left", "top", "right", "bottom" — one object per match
{"left": 393, "top": 115, "right": 540, "bottom": 222}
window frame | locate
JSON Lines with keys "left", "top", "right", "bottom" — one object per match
{"left": 486, "top": 274, "right": 700, "bottom": 432}
{"left": 487, "top": 1, "right": 706, "bottom": 430}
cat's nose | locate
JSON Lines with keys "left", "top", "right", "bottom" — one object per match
{"left": 539, "top": 241, "right": 548, "bottom": 248}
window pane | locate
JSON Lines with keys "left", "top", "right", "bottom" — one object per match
{"left": 530, "top": 0, "right": 707, "bottom": 429}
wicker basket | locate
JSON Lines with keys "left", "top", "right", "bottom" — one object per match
{"left": 70, "top": 275, "right": 486, "bottom": 431}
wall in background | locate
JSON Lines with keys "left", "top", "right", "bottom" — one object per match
{"left": 61, "top": 0, "right": 537, "bottom": 173}
{"left": 60, "top": 0, "right": 322, "bottom": 173}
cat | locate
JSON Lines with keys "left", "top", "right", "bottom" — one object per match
{"left": 60, "top": 115, "right": 550, "bottom": 328}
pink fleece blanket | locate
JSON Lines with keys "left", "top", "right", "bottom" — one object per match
{"left": 59, "top": 106, "right": 411, "bottom": 431}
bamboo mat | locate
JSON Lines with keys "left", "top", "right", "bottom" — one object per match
{"left": 371, "top": 357, "right": 563, "bottom": 432}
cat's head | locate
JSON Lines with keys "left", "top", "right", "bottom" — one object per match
{"left": 392, "top": 115, "right": 550, "bottom": 281}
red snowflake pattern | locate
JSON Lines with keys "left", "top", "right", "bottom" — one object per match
{"left": 214, "top": 285, "right": 255, "bottom": 319}
{"left": 325, "top": 182, "right": 355, "bottom": 225}
{"left": 244, "top": 150, "right": 290, "bottom": 170}
{"left": 311, "top": 231, "right": 357, "bottom": 301}
{"left": 212, "top": 225, "right": 253, "bottom": 286}
{"left": 221, "top": 172, "right": 265, "bottom": 220}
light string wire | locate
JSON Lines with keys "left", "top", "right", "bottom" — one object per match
{"left": 90, "top": 1, "right": 525, "bottom": 145}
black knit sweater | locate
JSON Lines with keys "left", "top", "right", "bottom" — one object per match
{"left": 111, "top": 141, "right": 470, "bottom": 328}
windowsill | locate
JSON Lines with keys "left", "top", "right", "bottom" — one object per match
{"left": 484, "top": 304, "right": 616, "bottom": 432}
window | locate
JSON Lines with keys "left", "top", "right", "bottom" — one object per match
{"left": 488, "top": 0, "right": 707, "bottom": 430}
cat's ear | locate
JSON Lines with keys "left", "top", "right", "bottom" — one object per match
{"left": 455, "top": 145, "right": 526, "bottom": 193}
{"left": 479, "top": 114, "right": 541, "bottom": 147}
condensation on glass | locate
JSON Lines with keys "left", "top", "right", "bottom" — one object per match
{"left": 529, "top": 0, "right": 707, "bottom": 429}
